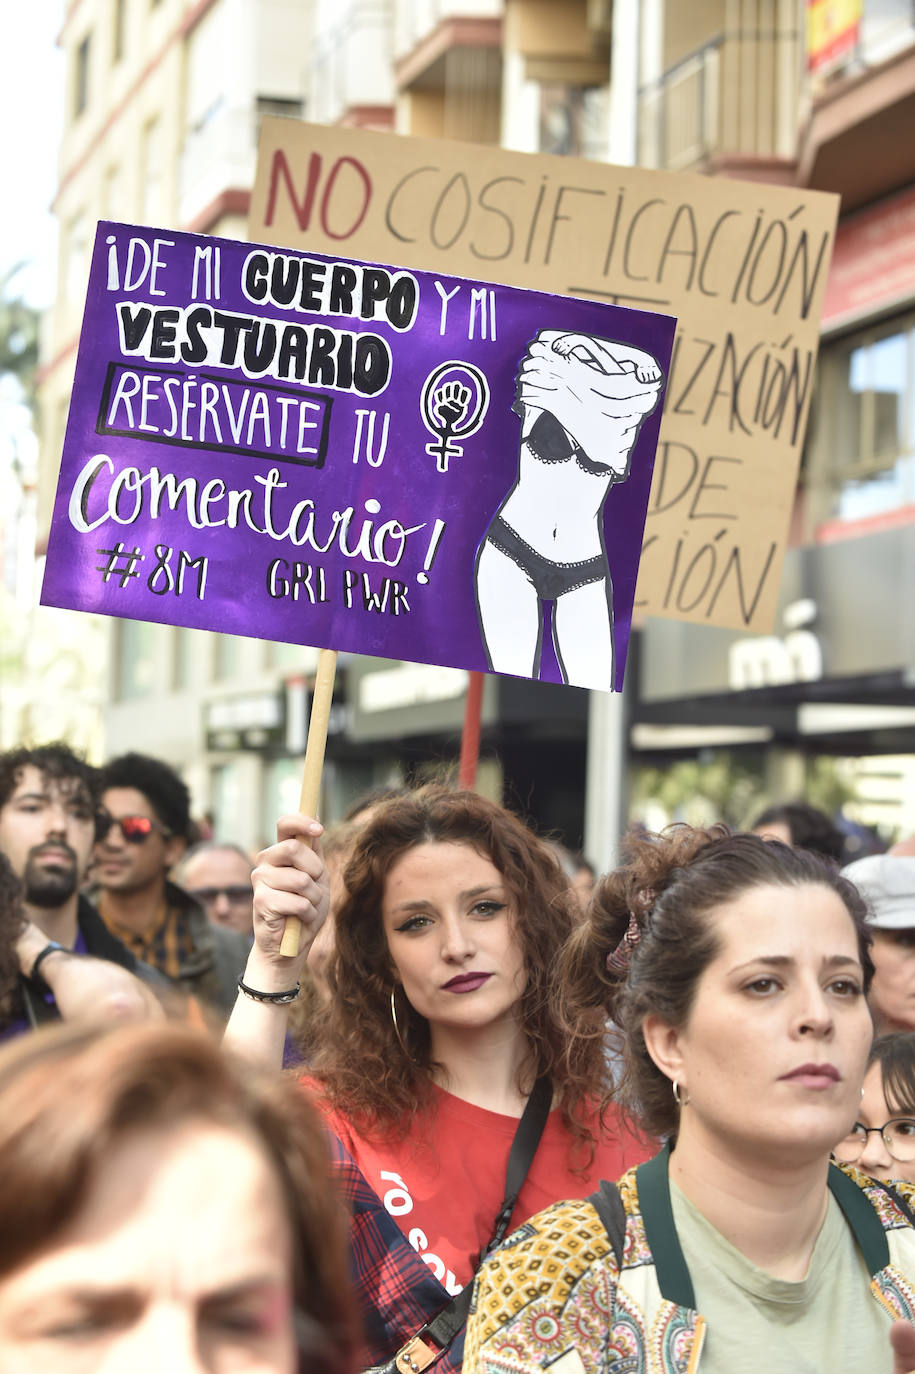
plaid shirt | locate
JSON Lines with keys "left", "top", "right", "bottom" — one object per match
{"left": 329, "top": 1133, "right": 465, "bottom": 1372}
{"left": 93, "top": 881, "right": 249, "bottom": 1014}
{"left": 102, "top": 899, "right": 195, "bottom": 980}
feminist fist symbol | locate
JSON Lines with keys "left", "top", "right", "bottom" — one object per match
{"left": 420, "top": 363, "right": 490, "bottom": 474}
{"left": 433, "top": 382, "right": 471, "bottom": 431}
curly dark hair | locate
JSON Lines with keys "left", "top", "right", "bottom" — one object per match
{"left": 310, "top": 785, "right": 608, "bottom": 1157}
{"left": 752, "top": 801, "right": 844, "bottom": 864}
{"left": 0, "top": 742, "right": 98, "bottom": 815}
{"left": 560, "top": 824, "right": 874, "bottom": 1141}
{"left": 0, "top": 854, "right": 25, "bottom": 1031}
{"left": 99, "top": 752, "right": 191, "bottom": 839}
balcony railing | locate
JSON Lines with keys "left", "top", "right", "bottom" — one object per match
{"left": 178, "top": 102, "right": 259, "bottom": 228}
{"left": 638, "top": 22, "right": 803, "bottom": 172}
{"left": 309, "top": 0, "right": 395, "bottom": 126}
{"left": 638, "top": 39, "right": 721, "bottom": 171}
{"left": 394, "top": 0, "right": 502, "bottom": 58}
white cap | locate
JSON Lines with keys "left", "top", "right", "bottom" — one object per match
{"left": 842, "top": 854, "right": 915, "bottom": 930}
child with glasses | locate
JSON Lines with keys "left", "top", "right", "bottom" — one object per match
{"left": 834, "top": 1033, "right": 915, "bottom": 1185}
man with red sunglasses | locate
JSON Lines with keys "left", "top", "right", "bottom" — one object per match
{"left": 0, "top": 743, "right": 163, "bottom": 1033}
{"left": 93, "top": 753, "right": 249, "bottom": 1016}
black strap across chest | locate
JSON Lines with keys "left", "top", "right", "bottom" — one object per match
{"left": 409, "top": 1076, "right": 554, "bottom": 1352}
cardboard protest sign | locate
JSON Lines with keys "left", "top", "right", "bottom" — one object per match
{"left": 40, "top": 222, "right": 675, "bottom": 693}
{"left": 249, "top": 119, "right": 839, "bottom": 633}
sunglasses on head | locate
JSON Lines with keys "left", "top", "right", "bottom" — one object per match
{"left": 96, "top": 813, "right": 172, "bottom": 844}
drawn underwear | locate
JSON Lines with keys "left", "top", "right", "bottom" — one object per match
{"left": 484, "top": 412, "right": 611, "bottom": 600}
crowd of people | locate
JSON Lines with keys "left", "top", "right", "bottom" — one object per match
{"left": 0, "top": 740, "right": 915, "bottom": 1371}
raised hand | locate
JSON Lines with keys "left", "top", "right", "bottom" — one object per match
{"left": 433, "top": 381, "right": 470, "bottom": 430}
{"left": 250, "top": 814, "right": 329, "bottom": 972}
{"left": 224, "top": 815, "right": 329, "bottom": 1066}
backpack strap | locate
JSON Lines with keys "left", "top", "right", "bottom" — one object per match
{"left": 587, "top": 1179, "right": 627, "bottom": 1268}
{"left": 869, "top": 1176, "right": 915, "bottom": 1230}
{"left": 828, "top": 1162, "right": 892, "bottom": 1274}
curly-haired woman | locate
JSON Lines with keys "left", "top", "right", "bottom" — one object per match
{"left": 235, "top": 785, "right": 650, "bottom": 1370}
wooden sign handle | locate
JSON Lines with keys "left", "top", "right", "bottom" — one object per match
{"left": 458, "top": 671, "right": 484, "bottom": 790}
{"left": 279, "top": 648, "right": 338, "bottom": 956}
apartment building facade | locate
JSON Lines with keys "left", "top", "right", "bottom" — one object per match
{"left": 634, "top": 0, "right": 915, "bottom": 838}
{"left": 41, "top": 0, "right": 322, "bottom": 848}
{"left": 37, "top": 0, "right": 915, "bottom": 847}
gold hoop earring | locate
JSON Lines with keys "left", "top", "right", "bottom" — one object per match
{"left": 390, "top": 987, "right": 409, "bottom": 1056}
{"left": 672, "top": 1079, "right": 690, "bottom": 1108}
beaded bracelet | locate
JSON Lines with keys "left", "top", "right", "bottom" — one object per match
{"left": 236, "top": 975, "right": 300, "bottom": 1005}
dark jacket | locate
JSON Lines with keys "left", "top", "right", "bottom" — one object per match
{"left": 86, "top": 880, "right": 249, "bottom": 1016}
{"left": 162, "top": 879, "right": 250, "bottom": 1014}
{"left": 20, "top": 894, "right": 166, "bottom": 1028}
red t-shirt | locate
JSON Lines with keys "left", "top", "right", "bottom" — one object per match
{"left": 315, "top": 1085, "right": 651, "bottom": 1292}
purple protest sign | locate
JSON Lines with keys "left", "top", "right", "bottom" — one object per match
{"left": 42, "top": 222, "right": 676, "bottom": 692}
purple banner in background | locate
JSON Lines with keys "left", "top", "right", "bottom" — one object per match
{"left": 42, "top": 223, "right": 676, "bottom": 692}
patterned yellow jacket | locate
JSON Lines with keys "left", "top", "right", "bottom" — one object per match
{"left": 464, "top": 1147, "right": 915, "bottom": 1374}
